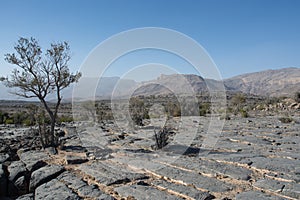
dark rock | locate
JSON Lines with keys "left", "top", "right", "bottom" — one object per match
{"left": 8, "top": 160, "right": 27, "bottom": 182}
{"left": 162, "top": 144, "right": 200, "bottom": 156}
{"left": 96, "top": 194, "right": 116, "bottom": 200}
{"left": 45, "top": 147, "right": 57, "bottom": 155}
{"left": 65, "top": 155, "right": 88, "bottom": 165}
{"left": 254, "top": 179, "right": 300, "bottom": 199}
{"left": 0, "top": 164, "right": 7, "bottom": 196}
{"left": 57, "top": 171, "right": 86, "bottom": 190}
{"left": 115, "top": 184, "right": 184, "bottom": 200}
{"left": 8, "top": 176, "right": 27, "bottom": 196}
{"left": 79, "top": 161, "right": 147, "bottom": 186}
{"left": 77, "top": 184, "right": 103, "bottom": 198}
{"left": 86, "top": 147, "right": 113, "bottom": 160}
{"left": 18, "top": 150, "right": 49, "bottom": 172}
{"left": 174, "top": 157, "right": 252, "bottom": 181}
{"left": 152, "top": 179, "right": 215, "bottom": 200}
{"left": 124, "top": 148, "right": 152, "bottom": 153}
{"left": 35, "top": 179, "right": 80, "bottom": 200}
{"left": 29, "top": 165, "right": 64, "bottom": 192}
{"left": 62, "top": 145, "right": 87, "bottom": 153}
{"left": 15, "top": 193, "right": 34, "bottom": 200}
{"left": 236, "top": 191, "right": 278, "bottom": 199}
{"left": 0, "top": 154, "right": 9, "bottom": 164}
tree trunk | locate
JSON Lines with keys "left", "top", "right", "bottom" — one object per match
{"left": 50, "top": 117, "right": 56, "bottom": 147}
{"left": 40, "top": 98, "right": 56, "bottom": 147}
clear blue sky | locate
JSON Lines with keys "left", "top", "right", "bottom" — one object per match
{"left": 1, "top": 0, "right": 300, "bottom": 80}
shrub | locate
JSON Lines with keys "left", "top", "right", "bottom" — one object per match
{"left": 230, "top": 93, "right": 247, "bottom": 115}
{"left": 129, "top": 97, "right": 148, "bottom": 126}
{"left": 13, "top": 111, "right": 29, "bottom": 126}
{"left": 5, "top": 118, "right": 14, "bottom": 124}
{"left": 165, "top": 102, "right": 181, "bottom": 117}
{"left": 58, "top": 115, "right": 73, "bottom": 123}
{"left": 0, "top": 111, "right": 8, "bottom": 124}
{"left": 199, "top": 102, "right": 210, "bottom": 116}
{"left": 279, "top": 117, "right": 293, "bottom": 123}
{"left": 240, "top": 109, "right": 249, "bottom": 118}
{"left": 23, "top": 118, "right": 34, "bottom": 126}
{"left": 154, "top": 127, "right": 170, "bottom": 150}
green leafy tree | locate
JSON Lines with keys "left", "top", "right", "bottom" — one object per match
{"left": 2, "top": 37, "right": 81, "bottom": 147}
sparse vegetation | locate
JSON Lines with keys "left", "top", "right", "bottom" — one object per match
{"left": 230, "top": 93, "right": 246, "bottom": 115}
{"left": 1, "top": 37, "right": 81, "bottom": 147}
{"left": 240, "top": 109, "right": 249, "bottom": 118}
{"left": 129, "top": 97, "right": 149, "bottom": 126}
{"left": 165, "top": 102, "right": 181, "bottom": 117}
{"left": 0, "top": 110, "right": 9, "bottom": 124}
{"left": 279, "top": 116, "right": 294, "bottom": 123}
{"left": 154, "top": 127, "right": 170, "bottom": 150}
{"left": 58, "top": 115, "right": 73, "bottom": 123}
{"left": 199, "top": 102, "right": 210, "bottom": 116}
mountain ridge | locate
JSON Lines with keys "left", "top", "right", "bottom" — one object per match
{"left": 0, "top": 67, "right": 299, "bottom": 101}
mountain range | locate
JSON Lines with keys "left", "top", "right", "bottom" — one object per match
{"left": 0, "top": 67, "right": 299, "bottom": 101}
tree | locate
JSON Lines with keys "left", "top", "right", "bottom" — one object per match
{"left": 129, "top": 97, "right": 148, "bottom": 126}
{"left": 2, "top": 37, "right": 81, "bottom": 147}
{"left": 231, "top": 93, "right": 246, "bottom": 115}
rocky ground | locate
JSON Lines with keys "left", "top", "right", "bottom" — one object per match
{"left": 0, "top": 114, "right": 300, "bottom": 200}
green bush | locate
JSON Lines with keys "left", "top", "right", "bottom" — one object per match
{"left": 199, "top": 102, "right": 210, "bottom": 116}
{"left": 58, "top": 115, "right": 73, "bottom": 123}
{"left": 23, "top": 118, "right": 34, "bottom": 126}
{"left": 240, "top": 109, "right": 249, "bottom": 118}
{"left": 5, "top": 118, "right": 14, "bottom": 124}
{"left": 13, "top": 111, "right": 29, "bottom": 125}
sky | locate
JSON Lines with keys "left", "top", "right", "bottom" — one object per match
{"left": 0, "top": 0, "right": 300, "bottom": 80}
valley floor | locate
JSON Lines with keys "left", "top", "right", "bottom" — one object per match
{"left": 1, "top": 115, "right": 300, "bottom": 200}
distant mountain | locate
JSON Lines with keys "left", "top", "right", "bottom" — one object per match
{"left": 132, "top": 74, "right": 225, "bottom": 96}
{"left": 0, "top": 67, "right": 299, "bottom": 101}
{"left": 224, "top": 67, "right": 300, "bottom": 97}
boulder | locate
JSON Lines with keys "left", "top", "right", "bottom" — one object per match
{"left": 8, "top": 160, "right": 27, "bottom": 182}
{"left": 57, "top": 171, "right": 86, "bottom": 190}
{"left": 77, "top": 184, "right": 104, "bottom": 198}
{"left": 29, "top": 165, "right": 64, "bottom": 192}
{"left": 18, "top": 150, "right": 49, "bottom": 172}
{"left": 35, "top": 179, "right": 80, "bottom": 200}
{"left": 0, "top": 154, "right": 9, "bottom": 164}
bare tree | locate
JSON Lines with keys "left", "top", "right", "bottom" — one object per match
{"left": 2, "top": 37, "right": 81, "bottom": 147}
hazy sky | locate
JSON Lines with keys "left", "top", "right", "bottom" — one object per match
{"left": 0, "top": 0, "right": 300, "bottom": 80}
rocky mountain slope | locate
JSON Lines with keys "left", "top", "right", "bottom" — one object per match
{"left": 0, "top": 67, "right": 299, "bottom": 100}
{"left": 224, "top": 67, "right": 300, "bottom": 97}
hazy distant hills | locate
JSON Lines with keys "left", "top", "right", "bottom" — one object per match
{"left": 133, "top": 74, "right": 211, "bottom": 96}
{"left": 0, "top": 67, "right": 299, "bottom": 101}
{"left": 224, "top": 67, "right": 300, "bottom": 97}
